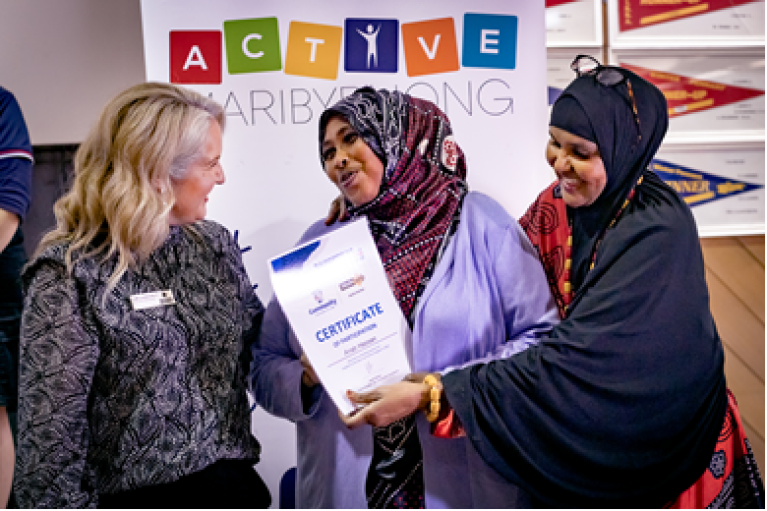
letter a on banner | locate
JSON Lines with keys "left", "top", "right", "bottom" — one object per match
{"left": 621, "top": 63, "right": 764, "bottom": 118}
{"left": 170, "top": 31, "right": 222, "bottom": 84}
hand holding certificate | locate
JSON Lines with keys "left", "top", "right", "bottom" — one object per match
{"left": 268, "top": 219, "right": 412, "bottom": 416}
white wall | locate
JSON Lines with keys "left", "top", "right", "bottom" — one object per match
{"left": 0, "top": 0, "right": 146, "bottom": 145}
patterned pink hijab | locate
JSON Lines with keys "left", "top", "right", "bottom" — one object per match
{"left": 319, "top": 87, "right": 468, "bottom": 320}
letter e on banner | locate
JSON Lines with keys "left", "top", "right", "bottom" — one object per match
{"left": 170, "top": 31, "right": 222, "bottom": 84}
{"left": 462, "top": 13, "right": 517, "bottom": 71}
{"left": 401, "top": 18, "right": 460, "bottom": 77}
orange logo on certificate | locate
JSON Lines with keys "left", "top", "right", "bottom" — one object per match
{"left": 285, "top": 21, "right": 343, "bottom": 80}
{"left": 401, "top": 18, "right": 460, "bottom": 77}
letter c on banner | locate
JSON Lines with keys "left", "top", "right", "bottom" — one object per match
{"left": 243, "top": 33, "right": 264, "bottom": 59}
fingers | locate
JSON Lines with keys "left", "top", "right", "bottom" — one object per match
{"left": 325, "top": 199, "right": 340, "bottom": 226}
{"left": 300, "top": 354, "right": 320, "bottom": 387}
{"left": 325, "top": 196, "right": 350, "bottom": 226}
{"left": 339, "top": 406, "right": 369, "bottom": 429}
{"left": 347, "top": 389, "right": 379, "bottom": 405}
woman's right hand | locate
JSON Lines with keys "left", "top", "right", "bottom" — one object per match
{"left": 300, "top": 353, "right": 320, "bottom": 388}
{"left": 325, "top": 195, "right": 349, "bottom": 226}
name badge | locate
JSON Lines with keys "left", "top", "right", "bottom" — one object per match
{"left": 130, "top": 290, "right": 176, "bottom": 310}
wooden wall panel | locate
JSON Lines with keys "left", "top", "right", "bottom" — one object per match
{"left": 701, "top": 236, "right": 765, "bottom": 475}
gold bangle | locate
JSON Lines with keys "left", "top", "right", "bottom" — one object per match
{"left": 423, "top": 374, "right": 443, "bottom": 423}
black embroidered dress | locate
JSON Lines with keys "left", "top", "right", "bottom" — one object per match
{"left": 14, "top": 221, "right": 263, "bottom": 508}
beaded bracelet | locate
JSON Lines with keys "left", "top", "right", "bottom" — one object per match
{"left": 423, "top": 373, "right": 443, "bottom": 423}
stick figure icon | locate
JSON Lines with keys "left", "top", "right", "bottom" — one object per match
{"left": 356, "top": 24, "right": 381, "bottom": 69}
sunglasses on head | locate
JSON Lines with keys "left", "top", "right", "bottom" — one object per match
{"left": 570, "top": 55, "right": 642, "bottom": 142}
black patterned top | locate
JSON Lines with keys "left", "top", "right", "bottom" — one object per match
{"left": 14, "top": 220, "right": 263, "bottom": 508}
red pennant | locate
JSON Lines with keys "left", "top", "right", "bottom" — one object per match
{"left": 621, "top": 63, "right": 764, "bottom": 118}
{"left": 546, "top": 0, "right": 578, "bottom": 7}
{"left": 619, "top": 0, "right": 758, "bottom": 32}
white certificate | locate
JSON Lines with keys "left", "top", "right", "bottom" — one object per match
{"left": 269, "top": 218, "right": 412, "bottom": 415}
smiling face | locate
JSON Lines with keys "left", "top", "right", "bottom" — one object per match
{"left": 546, "top": 126, "right": 607, "bottom": 208}
{"left": 321, "top": 116, "right": 384, "bottom": 207}
{"left": 168, "top": 120, "right": 225, "bottom": 226}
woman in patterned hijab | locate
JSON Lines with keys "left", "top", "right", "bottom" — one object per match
{"left": 250, "top": 87, "right": 558, "bottom": 509}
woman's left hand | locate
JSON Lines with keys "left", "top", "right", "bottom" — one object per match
{"left": 340, "top": 380, "right": 430, "bottom": 429}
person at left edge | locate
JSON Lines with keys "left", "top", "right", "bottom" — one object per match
{"left": 250, "top": 87, "right": 559, "bottom": 508}
{"left": 0, "top": 86, "right": 34, "bottom": 509}
{"left": 13, "top": 82, "right": 271, "bottom": 509}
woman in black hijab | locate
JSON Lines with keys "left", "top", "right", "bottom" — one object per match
{"left": 341, "top": 57, "right": 764, "bottom": 507}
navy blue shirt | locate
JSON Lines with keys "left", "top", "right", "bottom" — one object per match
{"left": 0, "top": 87, "right": 33, "bottom": 324}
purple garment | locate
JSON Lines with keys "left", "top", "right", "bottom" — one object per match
{"left": 250, "top": 192, "right": 559, "bottom": 508}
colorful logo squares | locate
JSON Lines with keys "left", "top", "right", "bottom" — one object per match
{"left": 284, "top": 21, "right": 343, "bottom": 80}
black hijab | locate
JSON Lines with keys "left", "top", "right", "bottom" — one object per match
{"left": 550, "top": 65, "right": 668, "bottom": 292}
{"left": 442, "top": 64, "right": 727, "bottom": 507}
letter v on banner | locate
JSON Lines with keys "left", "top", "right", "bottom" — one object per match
{"left": 170, "top": 31, "right": 222, "bottom": 84}
{"left": 621, "top": 63, "right": 764, "bottom": 118}
{"left": 401, "top": 18, "right": 460, "bottom": 77}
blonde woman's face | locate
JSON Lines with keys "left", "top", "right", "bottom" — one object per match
{"left": 169, "top": 121, "right": 224, "bottom": 226}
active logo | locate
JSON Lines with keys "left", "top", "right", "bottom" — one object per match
{"left": 169, "top": 13, "right": 518, "bottom": 84}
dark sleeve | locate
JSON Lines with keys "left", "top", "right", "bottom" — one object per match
{"left": 442, "top": 185, "right": 727, "bottom": 507}
{"left": 14, "top": 260, "right": 99, "bottom": 508}
{"left": 0, "top": 88, "right": 33, "bottom": 218}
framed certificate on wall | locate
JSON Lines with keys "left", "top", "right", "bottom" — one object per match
{"left": 609, "top": 48, "right": 765, "bottom": 143}
{"left": 653, "top": 140, "right": 764, "bottom": 236}
{"left": 546, "top": 0, "right": 603, "bottom": 47}
{"left": 607, "top": 0, "right": 764, "bottom": 48}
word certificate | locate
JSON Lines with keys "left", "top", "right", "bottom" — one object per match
{"left": 269, "top": 219, "right": 412, "bottom": 415}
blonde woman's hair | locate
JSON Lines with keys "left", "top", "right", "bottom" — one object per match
{"left": 36, "top": 81, "right": 225, "bottom": 293}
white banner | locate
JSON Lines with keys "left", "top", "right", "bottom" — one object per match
{"left": 140, "top": 0, "right": 548, "bottom": 505}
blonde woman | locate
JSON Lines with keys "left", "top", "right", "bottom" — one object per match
{"left": 14, "top": 82, "right": 270, "bottom": 509}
